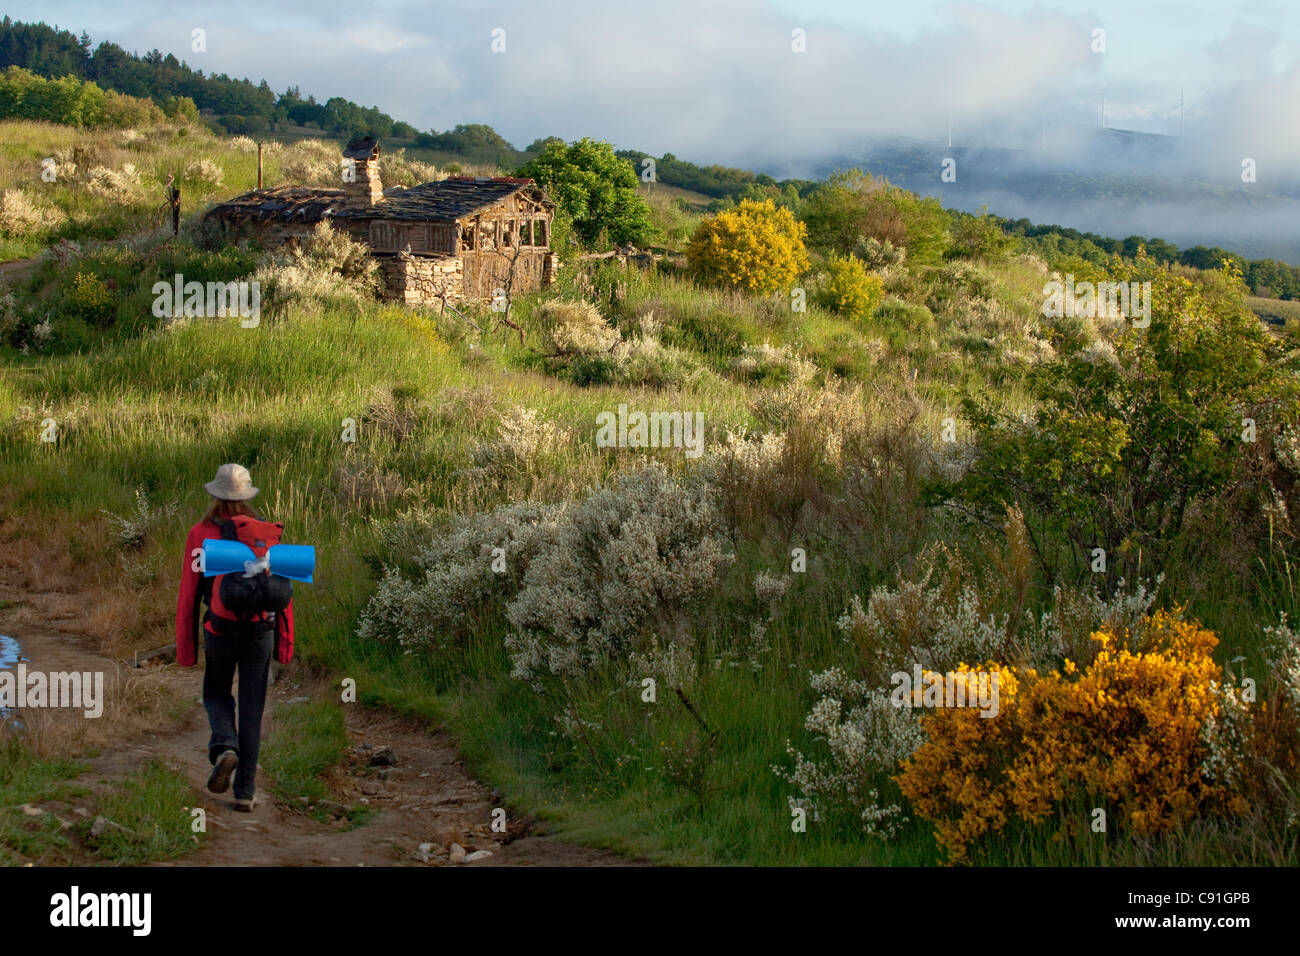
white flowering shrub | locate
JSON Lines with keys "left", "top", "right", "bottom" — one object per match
{"left": 1273, "top": 424, "right": 1300, "bottom": 477}
{"left": 1201, "top": 679, "right": 1252, "bottom": 787}
{"left": 100, "top": 487, "right": 178, "bottom": 549}
{"left": 854, "top": 236, "right": 906, "bottom": 271}
{"left": 253, "top": 221, "right": 379, "bottom": 314}
{"left": 1026, "top": 575, "right": 1163, "bottom": 663}
{"left": 85, "top": 164, "right": 142, "bottom": 204}
{"left": 183, "top": 158, "right": 225, "bottom": 189}
{"left": 461, "top": 405, "right": 575, "bottom": 492}
{"left": 381, "top": 148, "right": 442, "bottom": 188}
{"left": 609, "top": 332, "right": 702, "bottom": 388}
{"left": 729, "top": 342, "right": 817, "bottom": 384}
{"left": 277, "top": 138, "right": 339, "bottom": 186}
{"left": 504, "top": 463, "right": 733, "bottom": 687}
{"left": 627, "top": 639, "right": 698, "bottom": 695}
{"left": 1263, "top": 616, "right": 1300, "bottom": 713}
{"left": 836, "top": 565, "right": 1012, "bottom": 681}
{"left": 357, "top": 500, "right": 560, "bottom": 650}
{"left": 705, "top": 428, "right": 796, "bottom": 528}
{"left": 775, "top": 667, "right": 919, "bottom": 835}
{"left": 0, "top": 188, "right": 67, "bottom": 236}
{"left": 537, "top": 299, "right": 620, "bottom": 356}
{"left": 228, "top": 135, "right": 259, "bottom": 153}
{"left": 753, "top": 569, "right": 790, "bottom": 607}
{"left": 360, "top": 463, "right": 733, "bottom": 689}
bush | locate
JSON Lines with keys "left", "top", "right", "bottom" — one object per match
{"left": 252, "top": 221, "right": 378, "bottom": 315}
{"left": 896, "top": 611, "right": 1243, "bottom": 864}
{"left": 955, "top": 259, "right": 1300, "bottom": 580}
{"left": 84, "top": 164, "right": 143, "bottom": 205}
{"left": 360, "top": 463, "right": 734, "bottom": 694}
{"left": 874, "top": 296, "right": 935, "bottom": 334}
{"left": 535, "top": 299, "right": 619, "bottom": 356}
{"left": 948, "top": 210, "right": 1018, "bottom": 262}
{"left": 854, "top": 236, "right": 906, "bottom": 271}
{"left": 276, "top": 138, "right": 339, "bottom": 186}
{"left": 686, "top": 199, "right": 809, "bottom": 296}
{"left": 381, "top": 148, "right": 441, "bottom": 188}
{"left": 0, "top": 188, "right": 66, "bottom": 236}
{"left": 504, "top": 463, "right": 733, "bottom": 686}
{"left": 67, "top": 271, "right": 114, "bottom": 325}
{"left": 182, "top": 158, "right": 224, "bottom": 189}
{"left": 357, "top": 500, "right": 560, "bottom": 651}
{"left": 817, "top": 254, "right": 884, "bottom": 321}
{"left": 802, "top": 169, "right": 950, "bottom": 264}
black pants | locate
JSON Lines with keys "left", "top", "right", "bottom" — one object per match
{"left": 202, "top": 623, "right": 274, "bottom": 800}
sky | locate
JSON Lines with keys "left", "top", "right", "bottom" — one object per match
{"left": 7, "top": 0, "right": 1299, "bottom": 174}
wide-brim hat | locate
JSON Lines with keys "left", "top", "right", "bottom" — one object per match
{"left": 204, "top": 463, "right": 259, "bottom": 501}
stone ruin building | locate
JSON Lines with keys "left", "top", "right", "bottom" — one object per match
{"left": 204, "top": 136, "right": 559, "bottom": 307}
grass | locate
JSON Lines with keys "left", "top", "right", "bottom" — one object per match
{"left": 1249, "top": 295, "right": 1300, "bottom": 326}
{"left": 0, "top": 734, "right": 202, "bottom": 864}
{"left": 261, "top": 697, "right": 348, "bottom": 806}
{"left": 83, "top": 758, "right": 200, "bottom": 864}
{"left": 0, "top": 735, "right": 86, "bottom": 864}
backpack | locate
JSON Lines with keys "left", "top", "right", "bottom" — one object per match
{"left": 203, "top": 515, "right": 293, "bottom": 632}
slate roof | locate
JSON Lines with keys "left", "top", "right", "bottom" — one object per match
{"left": 205, "top": 177, "right": 549, "bottom": 225}
{"left": 205, "top": 185, "right": 345, "bottom": 223}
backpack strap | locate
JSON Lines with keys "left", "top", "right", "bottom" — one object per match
{"left": 204, "top": 609, "right": 273, "bottom": 637}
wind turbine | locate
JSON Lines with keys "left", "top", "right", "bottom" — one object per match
{"left": 1163, "top": 89, "right": 1184, "bottom": 137}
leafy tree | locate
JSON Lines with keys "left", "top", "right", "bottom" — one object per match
{"left": 517, "top": 138, "right": 654, "bottom": 248}
{"left": 420, "top": 123, "right": 512, "bottom": 152}
{"left": 952, "top": 257, "right": 1300, "bottom": 580}
{"left": 686, "top": 198, "right": 809, "bottom": 295}
{"left": 801, "top": 169, "right": 950, "bottom": 264}
{"left": 162, "top": 94, "right": 199, "bottom": 122}
{"left": 949, "top": 209, "right": 1019, "bottom": 262}
{"left": 525, "top": 136, "right": 564, "bottom": 154}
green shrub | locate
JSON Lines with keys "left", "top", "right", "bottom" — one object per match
{"left": 874, "top": 296, "right": 935, "bottom": 334}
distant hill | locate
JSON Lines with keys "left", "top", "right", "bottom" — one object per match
{"left": 748, "top": 130, "right": 1300, "bottom": 266}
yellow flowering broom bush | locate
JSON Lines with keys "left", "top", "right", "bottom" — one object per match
{"left": 686, "top": 199, "right": 809, "bottom": 296}
{"left": 896, "top": 611, "right": 1243, "bottom": 863}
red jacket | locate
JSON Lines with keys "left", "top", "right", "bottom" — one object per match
{"left": 175, "top": 519, "right": 295, "bottom": 667}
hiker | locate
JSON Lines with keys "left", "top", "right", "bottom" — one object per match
{"left": 175, "top": 463, "right": 295, "bottom": 812}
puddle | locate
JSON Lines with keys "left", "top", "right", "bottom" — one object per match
{"left": 1, "top": 634, "right": 22, "bottom": 722}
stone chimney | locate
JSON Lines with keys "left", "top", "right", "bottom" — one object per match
{"left": 342, "top": 136, "right": 383, "bottom": 207}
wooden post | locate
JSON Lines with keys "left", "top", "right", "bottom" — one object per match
{"left": 257, "top": 142, "right": 263, "bottom": 189}
{"left": 168, "top": 181, "right": 181, "bottom": 236}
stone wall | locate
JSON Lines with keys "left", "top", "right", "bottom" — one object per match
{"left": 379, "top": 254, "right": 464, "bottom": 307}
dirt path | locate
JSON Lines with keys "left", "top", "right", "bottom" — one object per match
{"left": 0, "top": 257, "right": 39, "bottom": 281}
{"left": 0, "top": 568, "right": 639, "bottom": 867}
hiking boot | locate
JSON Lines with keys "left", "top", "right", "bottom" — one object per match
{"left": 207, "top": 750, "right": 238, "bottom": 794}
{"left": 233, "top": 796, "right": 256, "bottom": 812}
